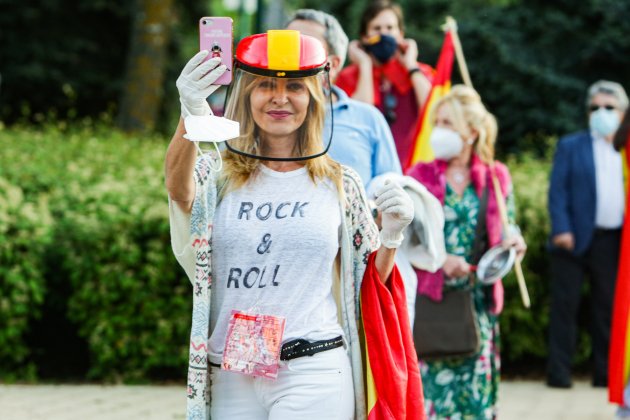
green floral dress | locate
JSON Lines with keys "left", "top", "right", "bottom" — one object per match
{"left": 420, "top": 183, "right": 510, "bottom": 420}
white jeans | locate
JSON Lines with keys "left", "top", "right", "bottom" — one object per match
{"left": 210, "top": 346, "right": 354, "bottom": 419}
{"left": 395, "top": 252, "right": 418, "bottom": 329}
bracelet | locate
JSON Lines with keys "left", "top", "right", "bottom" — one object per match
{"left": 408, "top": 67, "right": 421, "bottom": 77}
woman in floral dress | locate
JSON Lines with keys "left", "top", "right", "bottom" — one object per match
{"left": 407, "top": 85, "right": 527, "bottom": 419}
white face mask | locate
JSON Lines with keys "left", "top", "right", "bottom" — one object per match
{"left": 430, "top": 126, "right": 464, "bottom": 160}
{"left": 183, "top": 115, "right": 241, "bottom": 172}
{"left": 589, "top": 108, "right": 620, "bottom": 137}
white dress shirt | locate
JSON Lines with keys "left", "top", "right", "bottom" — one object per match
{"left": 592, "top": 131, "right": 625, "bottom": 229}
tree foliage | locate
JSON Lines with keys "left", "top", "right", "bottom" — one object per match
{"left": 0, "top": 1, "right": 134, "bottom": 122}
{"left": 3, "top": 1, "right": 628, "bottom": 147}
{"left": 0, "top": 0, "right": 207, "bottom": 129}
{"left": 117, "top": 0, "right": 176, "bottom": 132}
{"left": 457, "top": 0, "right": 630, "bottom": 154}
{"left": 291, "top": 0, "right": 630, "bottom": 154}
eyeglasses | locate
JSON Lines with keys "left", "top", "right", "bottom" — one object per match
{"left": 384, "top": 92, "right": 397, "bottom": 123}
{"left": 589, "top": 104, "right": 617, "bottom": 112}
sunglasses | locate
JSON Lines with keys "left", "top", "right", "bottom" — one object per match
{"left": 589, "top": 104, "right": 617, "bottom": 112}
{"left": 384, "top": 92, "right": 397, "bottom": 123}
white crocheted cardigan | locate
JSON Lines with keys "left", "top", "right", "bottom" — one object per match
{"left": 168, "top": 154, "right": 379, "bottom": 420}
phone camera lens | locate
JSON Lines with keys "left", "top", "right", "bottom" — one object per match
{"left": 202, "top": 20, "right": 207, "bottom": 25}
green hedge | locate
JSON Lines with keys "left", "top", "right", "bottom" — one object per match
{"left": 500, "top": 152, "right": 554, "bottom": 368}
{"left": 0, "top": 122, "right": 190, "bottom": 382}
{"left": 0, "top": 123, "right": 592, "bottom": 381}
{"left": 501, "top": 148, "right": 593, "bottom": 370}
{"left": 0, "top": 177, "right": 51, "bottom": 380}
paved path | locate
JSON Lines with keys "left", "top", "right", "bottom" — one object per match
{"left": 0, "top": 380, "right": 618, "bottom": 419}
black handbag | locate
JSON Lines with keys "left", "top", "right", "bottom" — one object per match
{"left": 414, "top": 289, "right": 479, "bottom": 359}
{"left": 413, "top": 186, "right": 489, "bottom": 360}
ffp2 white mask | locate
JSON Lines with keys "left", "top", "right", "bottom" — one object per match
{"left": 430, "top": 126, "right": 464, "bottom": 160}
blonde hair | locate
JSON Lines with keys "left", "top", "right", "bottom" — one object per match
{"left": 221, "top": 71, "right": 342, "bottom": 194}
{"left": 430, "top": 84, "right": 498, "bottom": 163}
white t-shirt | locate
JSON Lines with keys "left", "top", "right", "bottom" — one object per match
{"left": 208, "top": 164, "right": 343, "bottom": 363}
{"left": 592, "top": 132, "right": 625, "bottom": 229}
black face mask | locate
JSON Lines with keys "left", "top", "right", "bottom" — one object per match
{"left": 363, "top": 34, "right": 398, "bottom": 64}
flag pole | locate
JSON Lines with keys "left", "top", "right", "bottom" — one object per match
{"left": 490, "top": 166, "right": 532, "bottom": 308}
{"left": 443, "top": 16, "right": 473, "bottom": 88}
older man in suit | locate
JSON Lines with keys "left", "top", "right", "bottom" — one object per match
{"left": 547, "top": 80, "right": 628, "bottom": 388}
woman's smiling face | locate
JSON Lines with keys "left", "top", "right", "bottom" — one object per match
{"left": 250, "top": 77, "right": 310, "bottom": 140}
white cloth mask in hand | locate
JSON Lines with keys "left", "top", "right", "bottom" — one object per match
{"left": 183, "top": 115, "right": 240, "bottom": 143}
{"left": 183, "top": 115, "right": 240, "bottom": 173}
{"left": 430, "top": 126, "right": 464, "bottom": 160}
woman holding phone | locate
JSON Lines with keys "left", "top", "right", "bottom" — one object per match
{"left": 165, "top": 30, "right": 414, "bottom": 419}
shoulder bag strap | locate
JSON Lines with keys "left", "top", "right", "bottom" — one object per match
{"left": 472, "top": 185, "right": 489, "bottom": 265}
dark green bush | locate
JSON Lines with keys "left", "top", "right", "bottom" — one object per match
{"left": 0, "top": 123, "right": 190, "bottom": 381}
{"left": 0, "top": 177, "right": 51, "bottom": 380}
{"left": 500, "top": 151, "right": 553, "bottom": 367}
{"left": 501, "top": 146, "right": 592, "bottom": 370}
{"left": 58, "top": 191, "right": 191, "bottom": 381}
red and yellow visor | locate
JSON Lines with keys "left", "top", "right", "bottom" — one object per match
{"left": 222, "top": 30, "right": 334, "bottom": 162}
{"left": 235, "top": 30, "right": 329, "bottom": 78}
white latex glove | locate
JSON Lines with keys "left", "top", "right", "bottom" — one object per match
{"left": 374, "top": 180, "right": 414, "bottom": 248}
{"left": 176, "top": 50, "right": 227, "bottom": 117}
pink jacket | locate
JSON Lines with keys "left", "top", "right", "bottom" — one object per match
{"left": 406, "top": 154, "right": 512, "bottom": 315}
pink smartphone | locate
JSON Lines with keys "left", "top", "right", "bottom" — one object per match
{"left": 199, "top": 17, "right": 233, "bottom": 85}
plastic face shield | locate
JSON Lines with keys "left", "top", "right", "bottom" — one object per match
{"left": 223, "top": 65, "right": 333, "bottom": 161}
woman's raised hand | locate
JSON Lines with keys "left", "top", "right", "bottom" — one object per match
{"left": 176, "top": 50, "right": 227, "bottom": 117}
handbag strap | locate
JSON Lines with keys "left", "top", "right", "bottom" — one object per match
{"left": 471, "top": 186, "right": 489, "bottom": 265}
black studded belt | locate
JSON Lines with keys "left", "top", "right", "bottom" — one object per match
{"left": 209, "top": 335, "right": 344, "bottom": 368}
{"left": 280, "top": 335, "right": 344, "bottom": 361}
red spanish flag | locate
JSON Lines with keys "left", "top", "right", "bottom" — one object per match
{"left": 361, "top": 252, "right": 426, "bottom": 419}
{"left": 609, "top": 147, "right": 630, "bottom": 404}
{"left": 405, "top": 31, "right": 455, "bottom": 171}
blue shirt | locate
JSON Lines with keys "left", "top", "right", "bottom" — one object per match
{"left": 326, "top": 87, "right": 402, "bottom": 188}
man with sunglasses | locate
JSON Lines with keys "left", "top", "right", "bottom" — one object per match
{"left": 547, "top": 80, "right": 628, "bottom": 389}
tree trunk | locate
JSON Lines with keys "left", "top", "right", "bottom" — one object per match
{"left": 117, "top": 0, "right": 174, "bottom": 132}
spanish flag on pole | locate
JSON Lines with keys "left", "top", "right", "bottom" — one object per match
{"left": 361, "top": 253, "right": 426, "bottom": 419}
{"left": 404, "top": 31, "right": 455, "bottom": 170}
{"left": 609, "top": 147, "right": 630, "bottom": 405}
